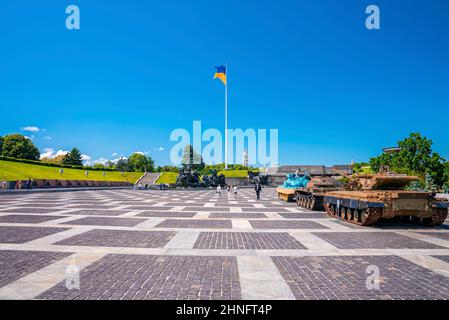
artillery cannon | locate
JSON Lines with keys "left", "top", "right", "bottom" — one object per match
{"left": 323, "top": 173, "right": 449, "bottom": 226}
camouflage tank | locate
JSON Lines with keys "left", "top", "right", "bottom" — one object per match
{"left": 276, "top": 174, "right": 310, "bottom": 202}
{"left": 295, "top": 176, "right": 342, "bottom": 210}
{"left": 323, "top": 173, "right": 449, "bottom": 226}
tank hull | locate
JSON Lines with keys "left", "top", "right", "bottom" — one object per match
{"left": 323, "top": 190, "right": 449, "bottom": 226}
{"left": 276, "top": 187, "right": 296, "bottom": 202}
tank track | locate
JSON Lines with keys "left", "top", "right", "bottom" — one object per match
{"left": 323, "top": 202, "right": 382, "bottom": 226}
{"left": 295, "top": 193, "right": 324, "bottom": 211}
{"left": 411, "top": 208, "right": 448, "bottom": 227}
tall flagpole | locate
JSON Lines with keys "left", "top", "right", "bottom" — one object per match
{"left": 225, "top": 63, "right": 228, "bottom": 170}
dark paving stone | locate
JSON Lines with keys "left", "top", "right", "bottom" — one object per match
{"left": 125, "top": 206, "right": 174, "bottom": 210}
{"left": 240, "top": 207, "right": 290, "bottom": 212}
{"left": 61, "top": 217, "right": 146, "bottom": 227}
{"left": 276, "top": 212, "right": 328, "bottom": 219}
{"left": 249, "top": 220, "right": 328, "bottom": 229}
{"left": 155, "top": 219, "right": 232, "bottom": 229}
{"left": 38, "top": 254, "right": 241, "bottom": 300}
{"left": 418, "top": 232, "right": 449, "bottom": 242}
{"left": 0, "top": 215, "right": 66, "bottom": 224}
{"left": 272, "top": 255, "right": 449, "bottom": 300}
{"left": 313, "top": 232, "right": 444, "bottom": 249}
{"left": 0, "top": 226, "right": 68, "bottom": 243}
{"left": 214, "top": 203, "right": 259, "bottom": 208}
{"left": 432, "top": 255, "right": 449, "bottom": 264}
{"left": 55, "top": 229, "right": 176, "bottom": 248}
{"left": 209, "top": 212, "right": 267, "bottom": 219}
{"left": 14, "top": 203, "right": 66, "bottom": 208}
{"left": 137, "top": 211, "right": 197, "bottom": 218}
{"left": 194, "top": 232, "right": 306, "bottom": 250}
{"left": 181, "top": 207, "right": 228, "bottom": 212}
{"left": 0, "top": 250, "right": 72, "bottom": 288}
{"left": 68, "top": 205, "right": 118, "bottom": 209}
{"left": 67, "top": 209, "right": 128, "bottom": 216}
{"left": 0, "top": 208, "right": 64, "bottom": 214}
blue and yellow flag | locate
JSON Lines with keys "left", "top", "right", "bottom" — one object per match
{"left": 214, "top": 65, "right": 226, "bottom": 85}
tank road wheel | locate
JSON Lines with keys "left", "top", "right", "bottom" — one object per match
{"left": 309, "top": 197, "right": 316, "bottom": 210}
{"left": 412, "top": 208, "right": 448, "bottom": 227}
{"left": 353, "top": 209, "right": 361, "bottom": 223}
{"left": 346, "top": 208, "right": 354, "bottom": 221}
{"left": 359, "top": 207, "right": 382, "bottom": 226}
{"left": 324, "top": 202, "right": 333, "bottom": 216}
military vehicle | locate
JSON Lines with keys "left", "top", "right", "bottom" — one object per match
{"left": 295, "top": 176, "right": 342, "bottom": 210}
{"left": 323, "top": 173, "right": 449, "bottom": 226}
{"left": 276, "top": 173, "right": 310, "bottom": 202}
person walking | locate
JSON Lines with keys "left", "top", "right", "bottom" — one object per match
{"left": 27, "top": 178, "right": 32, "bottom": 191}
{"left": 233, "top": 185, "right": 238, "bottom": 200}
{"left": 216, "top": 185, "right": 222, "bottom": 197}
{"left": 17, "top": 180, "right": 22, "bottom": 190}
{"left": 2, "top": 181, "right": 7, "bottom": 191}
{"left": 255, "top": 182, "right": 262, "bottom": 200}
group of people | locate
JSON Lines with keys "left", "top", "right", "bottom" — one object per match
{"left": 1, "top": 178, "right": 33, "bottom": 191}
{"left": 216, "top": 182, "right": 263, "bottom": 200}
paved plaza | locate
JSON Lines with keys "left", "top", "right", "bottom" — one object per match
{"left": 0, "top": 188, "right": 449, "bottom": 300}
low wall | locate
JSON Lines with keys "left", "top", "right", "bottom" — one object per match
{"left": 3, "top": 179, "right": 133, "bottom": 189}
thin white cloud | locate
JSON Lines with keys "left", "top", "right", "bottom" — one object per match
{"left": 158, "top": 147, "right": 164, "bottom": 151}
{"left": 112, "top": 152, "right": 118, "bottom": 156}
{"left": 81, "top": 154, "right": 91, "bottom": 162}
{"left": 22, "top": 126, "right": 41, "bottom": 132}
{"left": 43, "top": 136, "right": 52, "bottom": 140}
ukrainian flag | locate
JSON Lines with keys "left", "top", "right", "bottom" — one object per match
{"left": 214, "top": 65, "right": 226, "bottom": 85}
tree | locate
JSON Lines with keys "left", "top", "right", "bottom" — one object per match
{"left": 62, "top": 148, "right": 83, "bottom": 166}
{"left": 0, "top": 134, "right": 40, "bottom": 160}
{"left": 369, "top": 133, "right": 446, "bottom": 187}
{"left": 444, "top": 161, "right": 449, "bottom": 192}
{"left": 182, "top": 144, "right": 204, "bottom": 170}
{"left": 0, "top": 136, "right": 3, "bottom": 155}
{"left": 127, "top": 153, "right": 155, "bottom": 172}
{"left": 115, "top": 158, "right": 129, "bottom": 172}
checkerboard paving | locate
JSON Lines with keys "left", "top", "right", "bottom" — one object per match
{"left": 272, "top": 255, "right": 449, "bottom": 300}
{"left": 38, "top": 254, "right": 241, "bottom": 300}
{"left": 0, "top": 187, "right": 448, "bottom": 300}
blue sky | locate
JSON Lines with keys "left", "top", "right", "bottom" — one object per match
{"left": 1, "top": 0, "right": 448, "bottom": 166}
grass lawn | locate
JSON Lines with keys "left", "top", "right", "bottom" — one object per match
{"left": 0, "top": 160, "right": 143, "bottom": 183}
{"left": 155, "top": 172, "right": 178, "bottom": 184}
{"left": 218, "top": 170, "right": 255, "bottom": 178}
